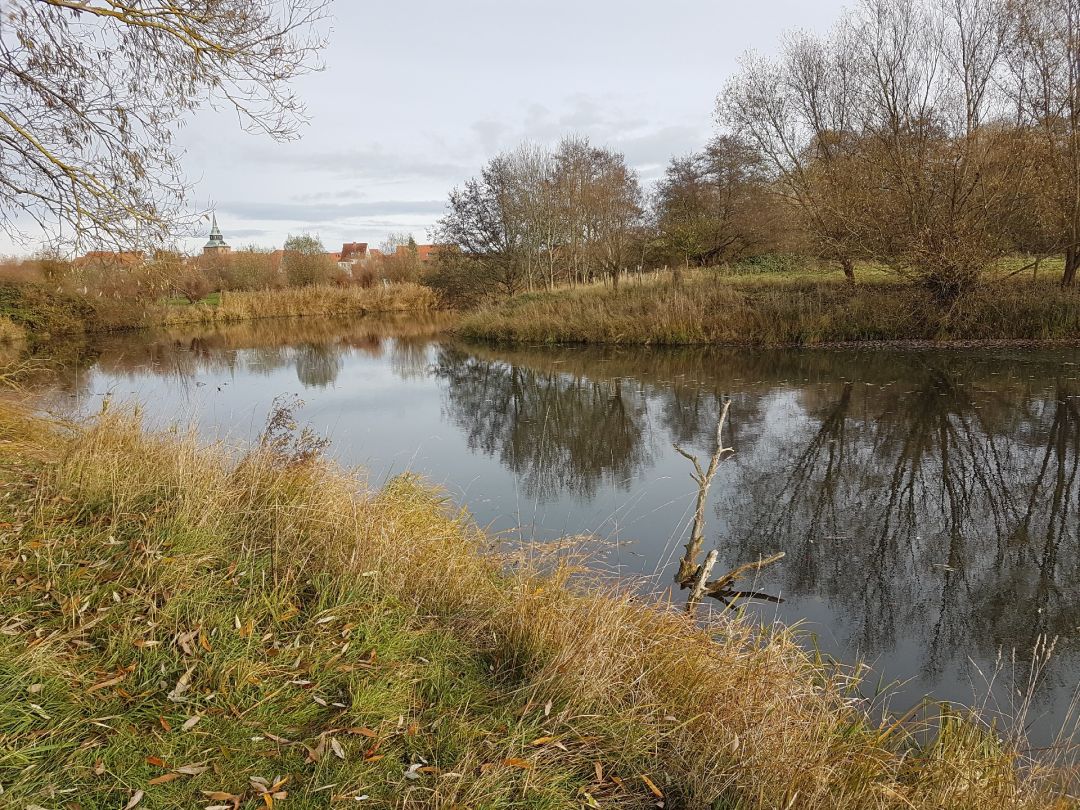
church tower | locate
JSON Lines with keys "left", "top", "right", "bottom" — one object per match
{"left": 202, "top": 214, "right": 231, "bottom": 257}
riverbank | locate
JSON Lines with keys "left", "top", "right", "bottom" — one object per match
{"left": 457, "top": 271, "right": 1080, "bottom": 346}
{"left": 0, "top": 401, "right": 1070, "bottom": 808}
{"left": 0, "top": 282, "right": 437, "bottom": 340}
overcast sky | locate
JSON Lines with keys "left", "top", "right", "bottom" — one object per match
{"left": 5, "top": 0, "right": 851, "bottom": 255}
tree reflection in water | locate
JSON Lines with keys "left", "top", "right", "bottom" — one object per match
{"left": 433, "top": 346, "right": 653, "bottom": 501}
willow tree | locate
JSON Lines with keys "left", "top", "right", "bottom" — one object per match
{"left": 0, "top": 0, "right": 329, "bottom": 250}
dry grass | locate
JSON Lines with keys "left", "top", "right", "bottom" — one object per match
{"left": 457, "top": 270, "right": 1080, "bottom": 346}
{"left": 0, "top": 402, "right": 1072, "bottom": 808}
{"left": 158, "top": 283, "right": 438, "bottom": 328}
{"left": 0, "top": 282, "right": 438, "bottom": 338}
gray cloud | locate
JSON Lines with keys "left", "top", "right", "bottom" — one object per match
{"left": 218, "top": 199, "right": 447, "bottom": 222}
{"left": 270, "top": 147, "right": 470, "bottom": 184}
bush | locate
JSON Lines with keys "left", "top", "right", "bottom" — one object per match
{"left": 0, "top": 282, "right": 100, "bottom": 336}
{"left": 729, "top": 253, "right": 817, "bottom": 275}
{"left": 218, "top": 248, "right": 281, "bottom": 291}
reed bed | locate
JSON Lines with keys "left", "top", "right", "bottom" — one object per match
{"left": 158, "top": 283, "right": 437, "bottom": 328}
{"left": 0, "top": 282, "right": 437, "bottom": 337}
{"left": 458, "top": 271, "right": 1080, "bottom": 346}
{"left": 0, "top": 402, "right": 1072, "bottom": 808}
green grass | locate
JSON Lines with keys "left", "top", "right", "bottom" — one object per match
{"left": 0, "top": 404, "right": 1071, "bottom": 808}
{"left": 457, "top": 267, "right": 1080, "bottom": 346}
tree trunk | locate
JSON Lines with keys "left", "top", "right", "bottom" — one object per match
{"left": 1063, "top": 247, "right": 1079, "bottom": 287}
{"left": 841, "top": 257, "right": 855, "bottom": 283}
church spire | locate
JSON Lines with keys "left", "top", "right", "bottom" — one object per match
{"left": 204, "top": 213, "right": 228, "bottom": 249}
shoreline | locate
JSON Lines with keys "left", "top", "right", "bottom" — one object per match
{"left": 0, "top": 281, "right": 438, "bottom": 341}
{"left": 459, "top": 334, "right": 1080, "bottom": 351}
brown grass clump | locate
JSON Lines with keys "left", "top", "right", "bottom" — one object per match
{"left": 457, "top": 270, "right": 1080, "bottom": 346}
{"left": 0, "top": 402, "right": 1072, "bottom": 808}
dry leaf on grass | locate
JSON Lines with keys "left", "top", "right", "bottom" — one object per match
{"left": 640, "top": 774, "right": 663, "bottom": 798}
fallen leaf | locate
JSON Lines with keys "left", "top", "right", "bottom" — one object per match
{"left": 305, "top": 735, "right": 327, "bottom": 764}
{"left": 167, "top": 666, "right": 196, "bottom": 702}
{"left": 159, "top": 716, "right": 172, "bottom": 732}
{"left": 345, "top": 726, "right": 377, "bottom": 737}
{"left": 640, "top": 774, "right": 663, "bottom": 798}
{"left": 87, "top": 672, "right": 127, "bottom": 693}
{"left": 125, "top": 790, "right": 144, "bottom": 809}
{"left": 146, "top": 756, "right": 166, "bottom": 768}
{"left": 27, "top": 683, "right": 42, "bottom": 694}
{"left": 315, "top": 615, "right": 338, "bottom": 624}
{"left": 175, "top": 764, "right": 209, "bottom": 776}
{"left": 502, "top": 757, "right": 533, "bottom": 770}
{"left": 363, "top": 754, "right": 384, "bottom": 763}
{"left": 330, "top": 737, "right": 345, "bottom": 760}
{"left": 93, "top": 759, "right": 105, "bottom": 776}
{"left": 594, "top": 761, "right": 603, "bottom": 783}
{"left": 148, "top": 773, "right": 181, "bottom": 785}
{"left": 530, "top": 736, "right": 555, "bottom": 746}
{"left": 544, "top": 699, "right": 552, "bottom": 716}
{"left": 182, "top": 715, "right": 202, "bottom": 731}
{"left": 202, "top": 791, "right": 239, "bottom": 800}
{"left": 199, "top": 632, "right": 212, "bottom": 653}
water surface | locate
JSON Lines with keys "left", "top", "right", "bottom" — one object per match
{"left": 29, "top": 316, "right": 1080, "bottom": 746}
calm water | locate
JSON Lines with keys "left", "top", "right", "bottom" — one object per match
{"left": 28, "top": 316, "right": 1080, "bottom": 746}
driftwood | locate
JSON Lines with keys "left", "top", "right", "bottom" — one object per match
{"left": 673, "top": 398, "right": 784, "bottom": 612}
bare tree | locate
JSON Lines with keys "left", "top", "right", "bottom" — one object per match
{"left": 586, "top": 146, "right": 644, "bottom": 290}
{"left": 1008, "top": 0, "right": 1080, "bottom": 285}
{"left": 0, "top": 0, "right": 329, "bottom": 251}
{"left": 654, "top": 135, "right": 776, "bottom": 269}
{"left": 721, "top": 25, "right": 865, "bottom": 280}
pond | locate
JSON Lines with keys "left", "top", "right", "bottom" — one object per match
{"left": 26, "top": 315, "right": 1080, "bottom": 747}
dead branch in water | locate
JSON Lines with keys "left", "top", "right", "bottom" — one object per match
{"left": 673, "top": 398, "right": 784, "bottom": 612}
{"left": 673, "top": 399, "right": 733, "bottom": 587}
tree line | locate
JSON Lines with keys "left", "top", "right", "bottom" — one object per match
{"left": 431, "top": 0, "right": 1080, "bottom": 304}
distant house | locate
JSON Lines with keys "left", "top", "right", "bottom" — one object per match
{"left": 332, "top": 242, "right": 373, "bottom": 274}
{"left": 340, "top": 242, "right": 368, "bottom": 263}
{"left": 395, "top": 244, "right": 439, "bottom": 262}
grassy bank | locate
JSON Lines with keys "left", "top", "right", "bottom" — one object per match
{"left": 0, "top": 282, "right": 437, "bottom": 339}
{"left": 457, "top": 271, "right": 1080, "bottom": 346}
{"left": 0, "top": 403, "right": 1071, "bottom": 808}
